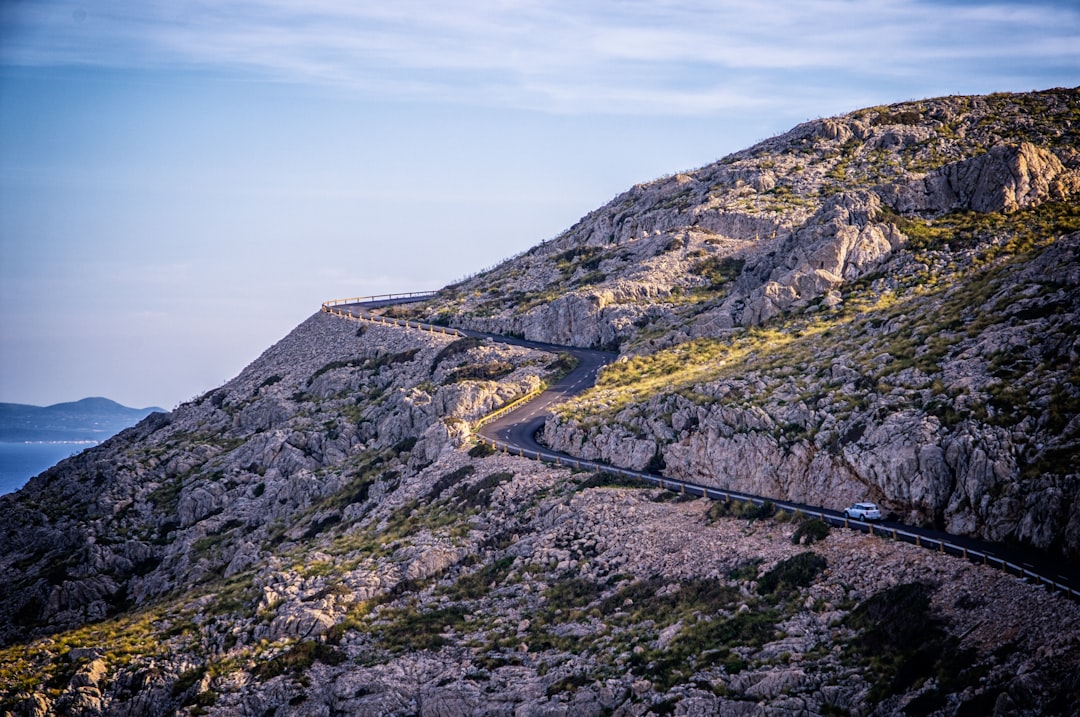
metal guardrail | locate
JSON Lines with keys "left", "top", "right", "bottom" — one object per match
{"left": 322, "top": 291, "right": 438, "bottom": 308}
{"left": 474, "top": 434, "right": 1080, "bottom": 602}
{"left": 474, "top": 388, "right": 545, "bottom": 429}
{"left": 322, "top": 295, "right": 1080, "bottom": 603}
{"left": 322, "top": 304, "right": 467, "bottom": 338}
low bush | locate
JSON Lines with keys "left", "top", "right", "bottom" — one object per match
{"left": 546, "top": 672, "right": 590, "bottom": 696}
{"left": 843, "top": 582, "right": 971, "bottom": 703}
{"left": 428, "top": 465, "right": 475, "bottom": 499}
{"left": 433, "top": 337, "right": 483, "bottom": 367}
{"left": 543, "top": 578, "right": 603, "bottom": 618}
{"left": 441, "top": 555, "right": 515, "bottom": 601}
{"left": 575, "top": 471, "right": 646, "bottom": 491}
{"left": 372, "top": 606, "right": 468, "bottom": 653}
{"left": 706, "top": 499, "right": 776, "bottom": 522}
{"left": 453, "top": 471, "right": 515, "bottom": 508}
{"left": 468, "top": 442, "right": 496, "bottom": 458}
{"left": 756, "top": 552, "right": 826, "bottom": 597}
{"left": 252, "top": 641, "right": 346, "bottom": 681}
{"left": 846, "top": 582, "right": 936, "bottom": 652}
{"left": 443, "top": 361, "right": 516, "bottom": 384}
{"left": 791, "top": 518, "right": 831, "bottom": 545}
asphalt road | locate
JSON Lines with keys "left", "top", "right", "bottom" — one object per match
{"left": 476, "top": 344, "right": 613, "bottom": 453}
{"left": 327, "top": 298, "right": 1080, "bottom": 600}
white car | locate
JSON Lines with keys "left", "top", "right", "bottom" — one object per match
{"left": 844, "top": 502, "right": 882, "bottom": 520}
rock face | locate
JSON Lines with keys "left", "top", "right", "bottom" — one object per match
{"left": 881, "top": 141, "right": 1080, "bottom": 215}
{"left": 1, "top": 88, "right": 1079, "bottom": 717}
{"left": 735, "top": 190, "right": 905, "bottom": 326}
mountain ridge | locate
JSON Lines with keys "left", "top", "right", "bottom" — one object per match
{"left": 1, "top": 88, "right": 1078, "bottom": 716}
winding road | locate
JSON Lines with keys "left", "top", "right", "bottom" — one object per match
{"left": 323, "top": 295, "right": 1080, "bottom": 602}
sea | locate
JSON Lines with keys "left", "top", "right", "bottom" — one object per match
{"left": 0, "top": 441, "right": 96, "bottom": 495}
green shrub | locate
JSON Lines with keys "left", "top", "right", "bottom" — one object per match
{"left": 428, "top": 465, "right": 475, "bottom": 498}
{"left": 727, "top": 559, "right": 762, "bottom": 582}
{"left": 843, "top": 582, "right": 965, "bottom": 702}
{"left": 575, "top": 471, "right": 646, "bottom": 491}
{"left": 468, "top": 442, "right": 496, "bottom": 458}
{"left": 252, "top": 641, "right": 346, "bottom": 681}
{"left": 545, "top": 672, "right": 589, "bottom": 696}
{"left": 258, "top": 375, "right": 283, "bottom": 389}
{"left": 791, "top": 518, "right": 830, "bottom": 545}
{"left": 171, "top": 666, "right": 207, "bottom": 697}
{"left": 441, "top": 555, "right": 515, "bottom": 601}
{"left": 706, "top": 499, "right": 776, "bottom": 522}
{"left": 636, "top": 608, "right": 779, "bottom": 690}
{"left": 453, "top": 471, "right": 515, "bottom": 508}
{"left": 433, "top": 337, "right": 483, "bottom": 367}
{"left": 543, "top": 578, "right": 603, "bottom": 617}
{"left": 308, "top": 359, "right": 364, "bottom": 385}
{"left": 372, "top": 606, "right": 467, "bottom": 653}
{"left": 443, "top": 361, "right": 515, "bottom": 384}
{"left": 545, "top": 353, "right": 579, "bottom": 378}
{"left": 846, "top": 582, "right": 936, "bottom": 652}
{"left": 599, "top": 577, "right": 738, "bottom": 625}
{"left": 756, "top": 552, "right": 826, "bottom": 597}
{"left": 690, "top": 256, "right": 745, "bottom": 291}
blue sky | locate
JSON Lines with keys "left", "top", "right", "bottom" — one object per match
{"left": 1, "top": 1, "right": 1077, "bottom": 410}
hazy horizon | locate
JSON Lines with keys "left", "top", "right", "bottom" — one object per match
{"left": 3, "top": 1, "right": 1078, "bottom": 410}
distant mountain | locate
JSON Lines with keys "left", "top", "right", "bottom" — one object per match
{"left": 0, "top": 397, "right": 165, "bottom": 442}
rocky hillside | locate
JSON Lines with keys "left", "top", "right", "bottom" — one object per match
{"left": 1, "top": 89, "right": 1079, "bottom": 717}
{"left": 429, "top": 90, "right": 1078, "bottom": 346}
{"left": 408, "top": 87, "right": 1080, "bottom": 560}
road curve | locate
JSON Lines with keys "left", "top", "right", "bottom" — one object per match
{"left": 324, "top": 297, "right": 1080, "bottom": 602}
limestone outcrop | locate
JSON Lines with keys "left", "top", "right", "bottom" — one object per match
{"left": 881, "top": 141, "right": 1080, "bottom": 215}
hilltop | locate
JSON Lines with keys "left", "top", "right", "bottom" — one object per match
{"left": 1, "top": 88, "right": 1079, "bottom": 716}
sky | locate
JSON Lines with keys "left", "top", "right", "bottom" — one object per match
{"left": 1, "top": 1, "right": 1077, "bottom": 411}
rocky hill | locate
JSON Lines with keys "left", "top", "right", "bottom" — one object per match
{"left": 410, "top": 87, "right": 1080, "bottom": 560}
{"left": 1, "top": 88, "right": 1079, "bottom": 717}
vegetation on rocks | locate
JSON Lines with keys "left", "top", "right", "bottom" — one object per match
{"left": 2, "top": 88, "right": 1080, "bottom": 716}
{"left": 522, "top": 90, "right": 1080, "bottom": 559}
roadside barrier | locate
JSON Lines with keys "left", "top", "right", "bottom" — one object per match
{"left": 474, "top": 388, "right": 545, "bottom": 430}
{"left": 324, "top": 295, "right": 1080, "bottom": 603}
{"left": 322, "top": 302, "right": 467, "bottom": 338}
{"left": 473, "top": 434, "right": 1080, "bottom": 602}
{"left": 322, "top": 291, "right": 438, "bottom": 308}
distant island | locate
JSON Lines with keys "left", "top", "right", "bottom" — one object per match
{"left": 0, "top": 397, "right": 165, "bottom": 443}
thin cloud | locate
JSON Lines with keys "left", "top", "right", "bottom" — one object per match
{"left": 2, "top": 0, "right": 1077, "bottom": 114}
